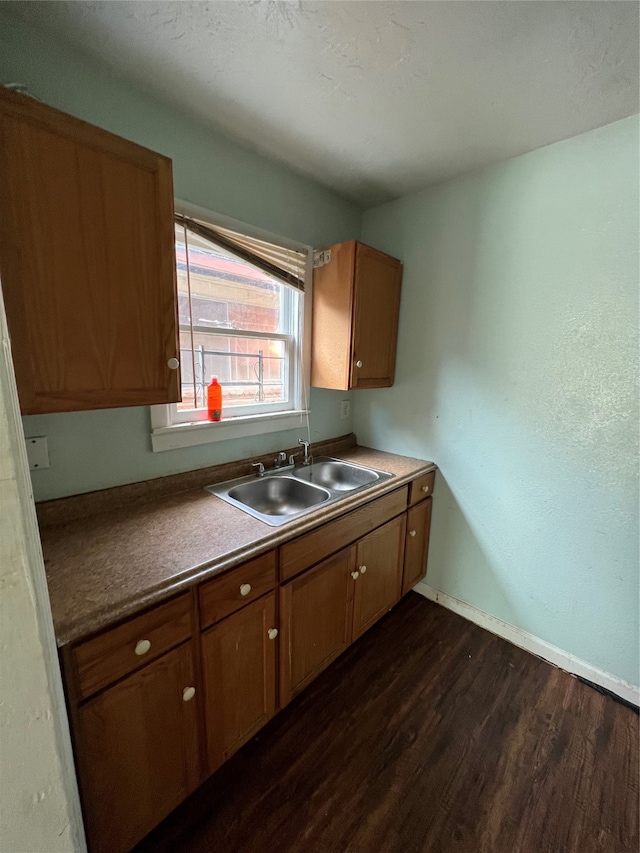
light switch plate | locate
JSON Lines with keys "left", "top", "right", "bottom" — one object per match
{"left": 25, "top": 436, "right": 50, "bottom": 471}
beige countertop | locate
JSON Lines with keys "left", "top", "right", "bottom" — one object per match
{"left": 38, "top": 441, "right": 435, "bottom": 647}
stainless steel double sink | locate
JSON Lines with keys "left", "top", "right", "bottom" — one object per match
{"left": 206, "top": 456, "right": 393, "bottom": 526}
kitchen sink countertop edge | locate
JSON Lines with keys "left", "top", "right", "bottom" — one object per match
{"left": 39, "top": 444, "right": 436, "bottom": 646}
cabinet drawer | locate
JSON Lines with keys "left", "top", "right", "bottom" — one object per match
{"left": 280, "top": 487, "right": 408, "bottom": 582}
{"left": 199, "top": 551, "right": 277, "bottom": 630}
{"left": 408, "top": 471, "right": 435, "bottom": 506}
{"left": 73, "top": 593, "right": 192, "bottom": 701}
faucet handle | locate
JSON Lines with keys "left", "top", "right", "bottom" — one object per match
{"left": 298, "top": 439, "right": 311, "bottom": 465}
{"left": 252, "top": 462, "right": 265, "bottom": 477}
{"left": 278, "top": 451, "right": 287, "bottom": 463}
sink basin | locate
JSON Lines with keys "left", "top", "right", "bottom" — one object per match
{"left": 293, "top": 457, "right": 380, "bottom": 491}
{"left": 226, "top": 476, "right": 330, "bottom": 517}
{"left": 206, "top": 456, "right": 393, "bottom": 526}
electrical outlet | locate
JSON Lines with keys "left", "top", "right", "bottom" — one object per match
{"left": 340, "top": 400, "right": 350, "bottom": 420}
{"left": 25, "top": 436, "right": 50, "bottom": 470}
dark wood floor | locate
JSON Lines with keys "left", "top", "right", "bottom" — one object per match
{"left": 135, "top": 594, "right": 639, "bottom": 853}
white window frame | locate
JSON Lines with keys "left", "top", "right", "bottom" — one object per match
{"left": 151, "top": 200, "right": 312, "bottom": 453}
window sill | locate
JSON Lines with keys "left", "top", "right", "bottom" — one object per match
{"left": 151, "top": 410, "right": 310, "bottom": 453}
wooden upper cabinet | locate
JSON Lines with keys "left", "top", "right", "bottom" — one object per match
{"left": 311, "top": 240, "right": 402, "bottom": 390}
{"left": 0, "top": 87, "right": 180, "bottom": 414}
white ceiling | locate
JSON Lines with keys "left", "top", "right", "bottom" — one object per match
{"left": 8, "top": 1, "right": 640, "bottom": 207}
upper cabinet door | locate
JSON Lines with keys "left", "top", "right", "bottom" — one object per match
{"left": 350, "top": 242, "right": 402, "bottom": 389}
{"left": 0, "top": 88, "right": 180, "bottom": 414}
{"left": 311, "top": 240, "right": 402, "bottom": 391}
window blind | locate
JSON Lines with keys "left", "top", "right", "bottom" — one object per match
{"left": 175, "top": 213, "right": 307, "bottom": 291}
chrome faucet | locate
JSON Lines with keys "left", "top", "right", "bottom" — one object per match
{"left": 298, "top": 439, "right": 311, "bottom": 465}
{"left": 274, "top": 451, "right": 287, "bottom": 469}
{"left": 251, "top": 462, "right": 265, "bottom": 477}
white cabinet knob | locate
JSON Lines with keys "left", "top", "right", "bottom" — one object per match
{"left": 182, "top": 686, "right": 196, "bottom": 702}
{"left": 421, "top": 485, "right": 429, "bottom": 493}
{"left": 134, "top": 639, "right": 151, "bottom": 656}
{"left": 359, "top": 565, "right": 367, "bottom": 574}
{"left": 268, "top": 628, "right": 278, "bottom": 640}
{"left": 167, "top": 357, "right": 180, "bottom": 370}
{"left": 409, "top": 530, "right": 417, "bottom": 538}
{"left": 240, "top": 583, "right": 252, "bottom": 596}
{"left": 351, "top": 570, "right": 359, "bottom": 580}
{"left": 355, "top": 360, "right": 363, "bottom": 368}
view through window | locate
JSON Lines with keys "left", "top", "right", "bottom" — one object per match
{"left": 175, "top": 221, "right": 301, "bottom": 419}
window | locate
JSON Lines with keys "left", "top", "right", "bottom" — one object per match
{"left": 151, "top": 205, "right": 311, "bottom": 452}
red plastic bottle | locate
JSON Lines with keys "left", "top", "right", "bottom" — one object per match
{"left": 207, "top": 375, "right": 222, "bottom": 422}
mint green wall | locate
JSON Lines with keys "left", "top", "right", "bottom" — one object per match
{"left": 2, "top": 12, "right": 637, "bottom": 688}
{"left": 0, "top": 10, "right": 359, "bottom": 501}
{"left": 357, "top": 116, "right": 639, "bottom": 686}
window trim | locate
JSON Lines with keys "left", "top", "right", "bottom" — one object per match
{"left": 151, "top": 199, "right": 312, "bottom": 452}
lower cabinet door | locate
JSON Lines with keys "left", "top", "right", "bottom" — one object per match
{"left": 402, "top": 498, "right": 433, "bottom": 594}
{"left": 76, "top": 642, "right": 201, "bottom": 853}
{"left": 352, "top": 514, "right": 405, "bottom": 640}
{"left": 279, "top": 545, "right": 356, "bottom": 706}
{"left": 201, "top": 593, "right": 277, "bottom": 772}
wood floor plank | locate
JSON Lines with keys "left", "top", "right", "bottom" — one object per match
{"left": 134, "top": 594, "right": 638, "bottom": 853}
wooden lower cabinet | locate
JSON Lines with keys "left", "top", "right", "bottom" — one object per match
{"left": 201, "top": 592, "right": 277, "bottom": 772}
{"left": 352, "top": 514, "right": 406, "bottom": 639}
{"left": 280, "top": 546, "right": 356, "bottom": 706}
{"left": 75, "top": 642, "right": 201, "bottom": 853}
{"left": 67, "top": 480, "right": 435, "bottom": 853}
{"left": 402, "top": 498, "right": 433, "bottom": 594}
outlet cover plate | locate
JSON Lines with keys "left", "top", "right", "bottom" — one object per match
{"left": 25, "top": 436, "right": 50, "bottom": 471}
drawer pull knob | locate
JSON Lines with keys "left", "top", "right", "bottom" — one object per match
{"left": 134, "top": 639, "right": 151, "bottom": 656}
{"left": 182, "top": 686, "right": 196, "bottom": 702}
{"left": 167, "top": 357, "right": 180, "bottom": 370}
{"left": 268, "top": 628, "right": 278, "bottom": 640}
{"left": 351, "top": 570, "right": 360, "bottom": 580}
{"left": 240, "top": 583, "right": 252, "bottom": 596}
{"left": 359, "top": 565, "right": 367, "bottom": 574}
{"left": 421, "top": 485, "right": 429, "bottom": 493}
{"left": 355, "top": 360, "right": 363, "bottom": 368}
{"left": 409, "top": 530, "right": 417, "bottom": 538}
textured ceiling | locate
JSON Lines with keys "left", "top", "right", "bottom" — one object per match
{"left": 7, "top": 1, "right": 640, "bottom": 207}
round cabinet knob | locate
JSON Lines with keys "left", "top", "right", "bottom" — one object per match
{"left": 167, "top": 357, "right": 180, "bottom": 370}
{"left": 359, "top": 565, "right": 367, "bottom": 574}
{"left": 134, "top": 639, "right": 151, "bottom": 656}
{"left": 409, "top": 530, "right": 417, "bottom": 538}
{"left": 240, "top": 583, "right": 252, "bottom": 597}
{"left": 351, "top": 570, "right": 360, "bottom": 580}
{"left": 182, "top": 686, "right": 196, "bottom": 702}
{"left": 421, "top": 485, "right": 430, "bottom": 493}
{"left": 268, "top": 628, "right": 278, "bottom": 640}
{"left": 355, "top": 360, "right": 363, "bottom": 368}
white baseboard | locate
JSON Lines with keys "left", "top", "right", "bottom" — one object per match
{"left": 415, "top": 582, "right": 639, "bottom": 707}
